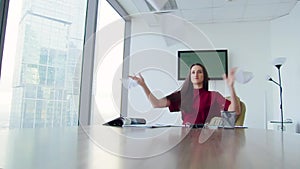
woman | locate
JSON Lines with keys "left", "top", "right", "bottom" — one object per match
{"left": 130, "top": 63, "right": 241, "bottom": 125}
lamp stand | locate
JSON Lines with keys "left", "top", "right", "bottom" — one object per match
{"left": 276, "top": 65, "right": 284, "bottom": 131}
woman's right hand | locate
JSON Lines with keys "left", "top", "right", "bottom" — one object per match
{"left": 129, "top": 73, "right": 145, "bottom": 87}
{"left": 129, "top": 73, "right": 170, "bottom": 108}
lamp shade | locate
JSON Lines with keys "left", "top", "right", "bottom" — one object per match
{"left": 272, "top": 57, "right": 286, "bottom": 67}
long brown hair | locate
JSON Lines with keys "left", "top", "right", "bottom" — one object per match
{"left": 180, "top": 63, "right": 209, "bottom": 112}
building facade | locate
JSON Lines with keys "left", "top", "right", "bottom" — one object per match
{"left": 10, "top": 0, "right": 87, "bottom": 128}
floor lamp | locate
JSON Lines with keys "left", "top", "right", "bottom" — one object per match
{"left": 267, "top": 57, "right": 286, "bottom": 131}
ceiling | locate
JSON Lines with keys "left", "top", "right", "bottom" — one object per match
{"left": 114, "top": 0, "right": 298, "bottom": 24}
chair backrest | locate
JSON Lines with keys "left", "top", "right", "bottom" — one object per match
{"left": 226, "top": 96, "right": 246, "bottom": 126}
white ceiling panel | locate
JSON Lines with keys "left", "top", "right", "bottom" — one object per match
{"left": 273, "top": 1, "right": 298, "bottom": 16}
{"left": 280, "top": 0, "right": 297, "bottom": 2}
{"left": 213, "top": 6, "right": 244, "bottom": 20}
{"left": 177, "top": 0, "right": 213, "bottom": 9}
{"left": 114, "top": 0, "right": 298, "bottom": 24}
{"left": 212, "top": 0, "right": 226, "bottom": 8}
{"left": 244, "top": 4, "right": 277, "bottom": 19}
{"left": 222, "top": 0, "right": 248, "bottom": 7}
{"left": 181, "top": 8, "right": 212, "bottom": 22}
{"left": 246, "top": 0, "right": 281, "bottom": 5}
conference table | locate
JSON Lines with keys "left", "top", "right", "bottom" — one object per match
{"left": 0, "top": 125, "right": 299, "bottom": 169}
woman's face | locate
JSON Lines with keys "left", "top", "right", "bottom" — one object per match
{"left": 190, "top": 65, "right": 204, "bottom": 85}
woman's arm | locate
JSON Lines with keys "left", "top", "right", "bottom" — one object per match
{"left": 129, "top": 73, "right": 170, "bottom": 108}
{"left": 223, "top": 68, "right": 241, "bottom": 115}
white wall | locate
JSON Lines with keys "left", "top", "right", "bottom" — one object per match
{"left": 126, "top": 5, "right": 300, "bottom": 130}
{"left": 270, "top": 3, "right": 300, "bottom": 132}
{"left": 193, "top": 22, "right": 271, "bottom": 129}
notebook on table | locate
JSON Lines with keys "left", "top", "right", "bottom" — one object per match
{"left": 103, "top": 117, "right": 146, "bottom": 127}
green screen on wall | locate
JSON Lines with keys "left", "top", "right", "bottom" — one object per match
{"left": 178, "top": 49, "right": 228, "bottom": 80}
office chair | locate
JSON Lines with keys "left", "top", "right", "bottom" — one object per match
{"left": 226, "top": 96, "right": 246, "bottom": 126}
{"left": 208, "top": 97, "right": 246, "bottom": 127}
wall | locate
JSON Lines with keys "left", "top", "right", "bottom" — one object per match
{"left": 270, "top": 2, "right": 300, "bottom": 132}
{"left": 126, "top": 8, "right": 299, "bottom": 129}
{"left": 193, "top": 22, "right": 271, "bottom": 129}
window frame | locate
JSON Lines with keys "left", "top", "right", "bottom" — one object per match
{"left": 0, "top": 0, "right": 10, "bottom": 79}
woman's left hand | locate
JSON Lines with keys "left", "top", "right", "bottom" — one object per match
{"left": 223, "top": 67, "right": 237, "bottom": 88}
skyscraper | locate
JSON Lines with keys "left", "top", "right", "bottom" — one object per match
{"left": 10, "top": 0, "right": 87, "bottom": 128}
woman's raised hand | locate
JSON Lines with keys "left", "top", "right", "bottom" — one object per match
{"left": 129, "top": 73, "right": 145, "bottom": 87}
{"left": 223, "top": 67, "right": 237, "bottom": 88}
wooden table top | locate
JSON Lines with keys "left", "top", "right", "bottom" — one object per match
{"left": 0, "top": 126, "right": 299, "bottom": 169}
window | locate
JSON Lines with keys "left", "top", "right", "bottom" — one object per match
{"left": 0, "top": 0, "right": 88, "bottom": 129}
{"left": 93, "top": 0, "right": 125, "bottom": 124}
{"left": 0, "top": 0, "right": 10, "bottom": 78}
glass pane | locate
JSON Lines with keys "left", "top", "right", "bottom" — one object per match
{"left": 93, "top": 0, "right": 125, "bottom": 124}
{"left": 38, "top": 66, "right": 46, "bottom": 85}
{"left": 39, "top": 48, "right": 48, "bottom": 65}
{"left": 0, "top": 0, "right": 88, "bottom": 129}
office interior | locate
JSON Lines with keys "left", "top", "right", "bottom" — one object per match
{"left": 105, "top": 0, "right": 300, "bottom": 132}
{"left": 1, "top": 0, "right": 300, "bottom": 132}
